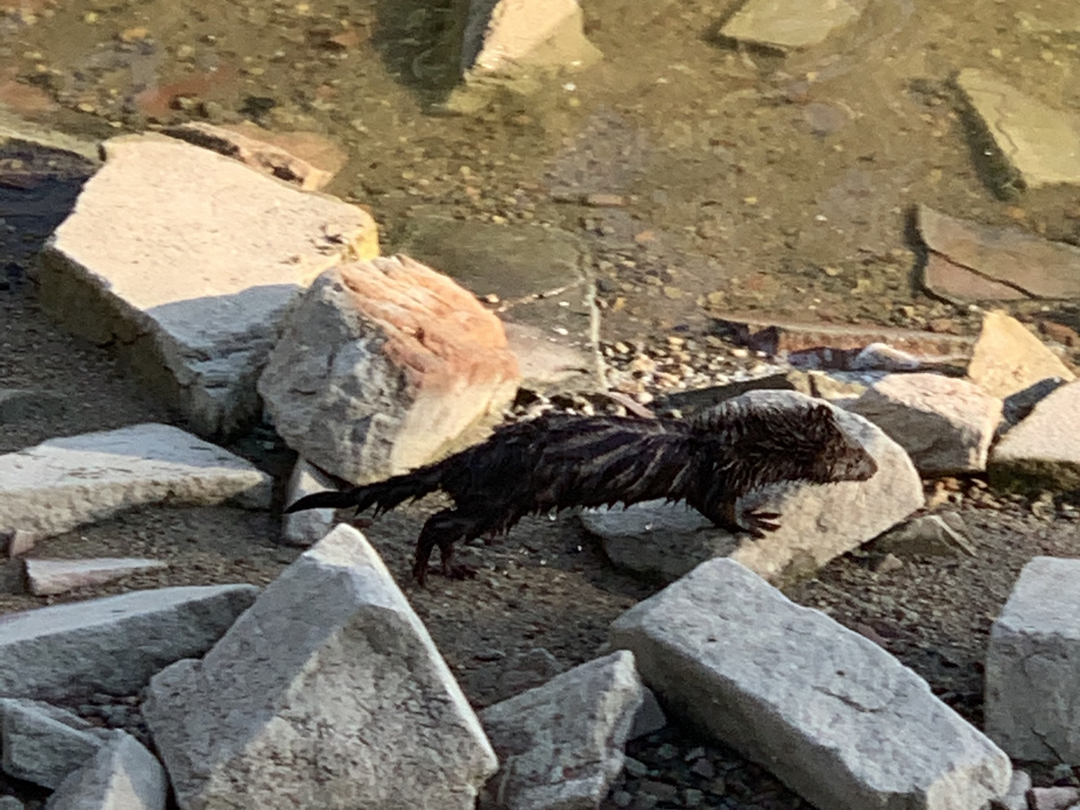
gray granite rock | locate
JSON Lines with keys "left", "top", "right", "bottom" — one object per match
{"left": 37, "top": 133, "right": 378, "bottom": 437}
{"left": 259, "top": 258, "right": 520, "bottom": 484}
{"left": 0, "top": 699, "right": 115, "bottom": 789}
{"left": 144, "top": 523, "right": 497, "bottom": 810}
{"left": 45, "top": 732, "right": 166, "bottom": 810}
{"left": 0, "top": 585, "right": 258, "bottom": 701}
{"left": 479, "top": 651, "right": 643, "bottom": 810}
{"left": 848, "top": 373, "right": 1002, "bottom": 474}
{"left": 280, "top": 458, "right": 337, "bottom": 547}
{"left": 990, "top": 380, "right": 1080, "bottom": 494}
{"left": 985, "top": 556, "right": 1080, "bottom": 762}
{"left": 582, "top": 391, "right": 924, "bottom": 585}
{"left": 0, "top": 423, "right": 271, "bottom": 555}
{"left": 610, "top": 558, "right": 1011, "bottom": 810}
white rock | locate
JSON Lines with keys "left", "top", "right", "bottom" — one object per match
{"left": 0, "top": 699, "right": 115, "bottom": 789}
{"left": 967, "top": 311, "right": 1075, "bottom": 400}
{"left": 281, "top": 458, "right": 338, "bottom": 547}
{"left": 461, "top": 0, "right": 601, "bottom": 76}
{"left": 25, "top": 558, "right": 168, "bottom": 596}
{"left": 848, "top": 373, "right": 1002, "bottom": 474}
{"left": 479, "top": 651, "right": 643, "bottom": 810}
{"left": 37, "top": 133, "right": 379, "bottom": 437}
{"left": 143, "top": 524, "right": 497, "bottom": 810}
{"left": 991, "top": 769, "right": 1032, "bottom": 810}
{"left": 0, "top": 585, "right": 258, "bottom": 701}
{"left": 581, "top": 391, "right": 924, "bottom": 584}
{"left": 985, "top": 557, "right": 1080, "bottom": 762}
{"left": 259, "top": 258, "right": 521, "bottom": 484}
{"left": 45, "top": 732, "right": 167, "bottom": 810}
{"left": 990, "top": 380, "right": 1080, "bottom": 494}
{"left": 610, "top": 558, "right": 1012, "bottom": 810}
{"left": 0, "top": 423, "right": 271, "bottom": 554}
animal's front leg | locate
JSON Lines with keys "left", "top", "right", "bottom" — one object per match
{"left": 705, "top": 499, "right": 781, "bottom": 539}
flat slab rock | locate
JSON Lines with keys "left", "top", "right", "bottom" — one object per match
{"left": 985, "top": 556, "right": 1080, "bottom": 762}
{"left": 37, "top": 133, "right": 379, "bottom": 437}
{"left": 0, "top": 423, "right": 271, "bottom": 555}
{"left": 848, "top": 372, "right": 1002, "bottom": 474}
{"left": 989, "top": 379, "right": 1080, "bottom": 494}
{"left": 610, "top": 558, "right": 1011, "bottom": 810}
{"left": 919, "top": 206, "right": 1080, "bottom": 303}
{"left": 580, "top": 391, "right": 924, "bottom": 584}
{"left": 26, "top": 558, "right": 168, "bottom": 596}
{"left": 143, "top": 523, "right": 497, "bottom": 810}
{"left": 721, "top": 0, "right": 868, "bottom": 50}
{"left": 956, "top": 69, "right": 1080, "bottom": 188}
{"left": 45, "top": 731, "right": 167, "bottom": 810}
{"left": 259, "top": 258, "right": 521, "bottom": 484}
{"left": 478, "top": 650, "right": 643, "bottom": 810}
{"left": 0, "top": 584, "right": 258, "bottom": 701}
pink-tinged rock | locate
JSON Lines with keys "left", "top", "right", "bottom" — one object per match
{"left": 164, "top": 121, "right": 347, "bottom": 191}
{"left": 1027, "top": 787, "right": 1080, "bottom": 810}
{"left": 848, "top": 373, "right": 1003, "bottom": 474}
{"left": 967, "top": 311, "right": 1075, "bottom": 399}
{"left": 710, "top": 312, "right": 975, "bottom": 358}
{"left": 37, "top": 133, "right": 379, "bottom": 437}
{"left": 919, "top": 206, "right": 1080, "bottom": 302}
{"left": 259, "top": 256, "right": 522, "bottom": 483}
{"left": 25, "top": 558, "right": 168, "bottom": 596}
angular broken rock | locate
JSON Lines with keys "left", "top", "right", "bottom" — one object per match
{"left": 967, "top": 312, "right": 1076, "bottom": 400}
{"left": 25, "top": 558, "right": 168, "bottom": 596}
{"left": 955, "top": 69, "right": 1080, "bottom": 189}
{"left": 478, "top": 651, "right": 643, "bottom": 810}
{"left": 259, "top": 257, "right": 521, "bottom": 484}
{"left": 143, "top": 523, "right": 497, "bottom": 810}
{"left": 985, "top": 556, "right": 1080, "bottom": 762}
{"left": 847, "top": 373, "right": 1002, "bottom": 474}
{"left": 0, "top": 585, "right": 258, "bottom": 701}
{"left": 280, "top": 458, "right": 338, "bottom": 547}
{"left": 37, "top": 133, "right": 379, "bottom": 437}
{"left": 610, "top": 558, "right": 1012, "bottom": 810}
{"left": 461, "top": 0, "right": 601, "bottom": 77}
{"left": 0, "top": 423, "right": 271, "bottom": 554}
{"left": 45, "top": 732, "right": 167, "bottom": 810}
{"left": 580, "top": 391, "right": 924, "bottom": 584}
{"left": 0, "top": 699, "right": 115, "bottom": 789}
{"left": 989, "top": 380, "right": 1080, "bottom": 494}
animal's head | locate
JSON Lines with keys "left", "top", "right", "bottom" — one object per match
{"left": 693, "top": 396, "right": 878, "bottom": 490}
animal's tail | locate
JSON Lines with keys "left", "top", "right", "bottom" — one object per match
{"left": 283, "top": 463, "right": 445, "bottom": 515}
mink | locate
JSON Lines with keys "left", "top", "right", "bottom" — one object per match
{"left": 285, "top": 396, "right": 878, "bottom": 584}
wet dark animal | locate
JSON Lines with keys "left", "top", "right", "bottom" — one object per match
{"left": 285, "top": 397, "right": 878, "bottom": 584}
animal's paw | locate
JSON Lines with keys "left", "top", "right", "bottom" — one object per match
{"left": 443, "top": 562, "right": 478, "bottom": 581}
{"left": 742, "top": 510, "right": 781, "bottom": 539}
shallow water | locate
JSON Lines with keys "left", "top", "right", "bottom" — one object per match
{"left": 2, "top": 0, "right": 1078, "bottom": 339}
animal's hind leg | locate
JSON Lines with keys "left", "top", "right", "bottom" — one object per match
{"left": 412, "top": 509, "right": 478, "bottom": 585}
